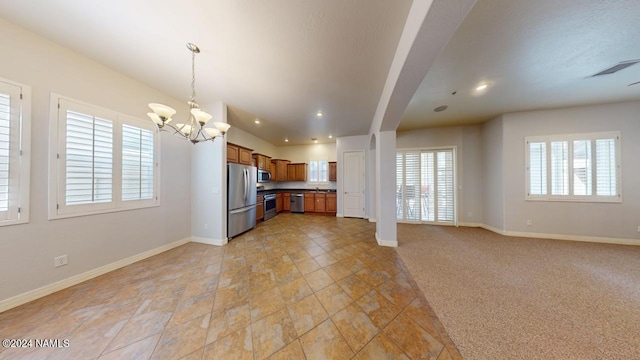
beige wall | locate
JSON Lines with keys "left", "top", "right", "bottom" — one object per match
{"left": 0, "top": 18, "right": 191, "bottom": 303}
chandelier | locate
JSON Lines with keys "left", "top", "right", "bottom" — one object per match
{"left": 147, "top": 43, "right": 230, "bottom": 144}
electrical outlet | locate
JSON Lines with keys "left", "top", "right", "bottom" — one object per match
{"left": 54, "top": 255, "right": 68, "bottom": 268}
{"left": 204, "top": 223, "right": 208, "bottom": 230}
{"left": 637, "top": 225, "right": 640, "bottom": 233}
{"left": 527, "top": 220, "right": 532, "bottom": 226}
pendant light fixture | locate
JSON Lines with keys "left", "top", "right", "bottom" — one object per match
{"left": 147, "top": 43, "right": 230, "bottom": 144}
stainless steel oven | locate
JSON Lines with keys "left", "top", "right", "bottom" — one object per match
{"left": 264, "top": 193, "right": 277, "bottom": 221}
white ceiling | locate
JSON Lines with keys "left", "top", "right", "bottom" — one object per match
{"left": 0, "top": 0, "right": 638, "bottom": 144}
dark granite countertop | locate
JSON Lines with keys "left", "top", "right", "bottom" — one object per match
{"left": 257, "top": 188, "right": 336, "bottom": 195}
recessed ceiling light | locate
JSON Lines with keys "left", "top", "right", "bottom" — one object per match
{"left": 284, "top": 138, "right": 289, "bottom": 142}
{"left": 328, "top": 134, "right": 333, "bottom": 139}
{"left": 254, "top": 119, "right": 260, "bottom": 124}
{"left": 476, "top": 84, "right": 488, "bottom": 91}
{"left": 311, "top": 137, "right": 318, "bottom": 143}
{"left": 316, "top": 111, "right": 323, "bottom": 118}
{"left": 434, "top": 105, "right": 448, "bottom": 112}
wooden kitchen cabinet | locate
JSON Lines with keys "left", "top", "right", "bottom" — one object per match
{"left": 326, "top": 193, "right": 336, "bottom": 214}
{"left": 314, "top": 193, "right": 326, "bottom": 213}
{"left": 276, "top": 193, "right": 283, "bottom": 213}
{"left": 283, "top": 193, "right": 290, "bottom": 211}
{"left": 329, "top": 162, "right": 337, "bottom": 181}
{"left": 256, "top": 195, "right": 264, "bottom": 222}
{"left": 227, "top": 142, "right": 253, "bottom": 165}
{"left": 304, "top": 193, "right": 315, "bottom": 212}
{"left": 271, "top": 159, "right": 290, "bottom": 182}
{"left": 252, "top": 154, "right": 271, "bottom": 171}
{"left": 287, "top": 163, "right": 307, "bottom": 181}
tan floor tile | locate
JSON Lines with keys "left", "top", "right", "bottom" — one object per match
{"left": 377, "top": 281, "right": 417, "bottom": 310}
{"left": 168, "top": 291, "right": 215, "bottom": 326}
{"left": 290, "top": 249, "right": 312, "bottom": 263}
{"left": 324, "top": 262, "right": 353, "bottom": 281}
{"left": 250, "top": 286, "right": 287, "bottom": 321}
{"left": 355, "top": 290, "right": 401, "bottom": 330}
{"left": 287, "top": 294, "right": 329, "bottom": 337}
{"left": 383, "top": 313, "right": 444, "bottom": 360}
{"left": 295, "top": 258, "right": 322, "bottom": 275}
{"left": 203, "top": 325, "right": 253, "bottom": 360}
{"left": 332, "top": 303, "right": 379, "bottom": 353}
{"left": 313, "top": 253, "right": 339, "bottom": 267}
{"left": 304, "top": 269, "right": 335, "bottom": 292}
{"left": 299, "top": 319, "right": 354, "bottom": 360}
{"left": 267, "top": 339, "right": 306, "bottom": 360}
{"left": 206, "top": 303, "right": 251, "bottom": 345}
{"left": 338, "top": 274, "right": 372, "bottom": 300}
{"left": 401, "top": 298, "right": 441, "bottom": 340}
{"left": 315, "top": 283, "right": 353, "bottom": 315}
{"left": 251, "top": 308, "right": 298, "bottom": 360}
{"left": 273, "top": 262, "right": 303, "bottom": 285}
{"left": 151, "top": 313, "right": 210, "bottom": 360}
{"left": 181, "top": 275, "right": 219, "bottom": 300}
{"left": 353, "top": 333, "right": 410, "bottom": 360}
{"left": 279, "top": 277, "right": 314, "bottom": 304}
{"left": 105, "top": 310, "right": 171, "bottom": 353}
{"left": 99, "top": 334, "right": 161, "bottom": 360}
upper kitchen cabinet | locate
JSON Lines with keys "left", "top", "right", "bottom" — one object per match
{"left": 252, "top": 153, "right": 271, "bottom": 171}
{"left": 271, "top": 159, "right": 290, "bottom": 182}
{"left": 287, "top": 163, "right": 307, "bottom": 181}
{"left": 329, "top": 162, "right": 337, "bottom": 182}
{"left": 227, "top": 142, "right": 253, "bottom": 165}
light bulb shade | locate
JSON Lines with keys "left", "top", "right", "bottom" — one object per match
{"left": 191, "top": 108, "right": 213, "bottom": 125}
{"left": 213, "top": 122, "right": 231, "bottom": 134}
{"left": 204, "top": 128, "right": 220, "bottom": 138}
{"left": 147, "top": 112, "right": 164, "bottom": 126}
{"left": 149, "top": 103, "right": 176, "bottom": 120}
{"left": 176, "top": 124, "right": 193, "bottom": 135}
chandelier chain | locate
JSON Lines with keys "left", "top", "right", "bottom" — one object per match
{"left": 190, "top": 49, "right": 196, "bottom": 104}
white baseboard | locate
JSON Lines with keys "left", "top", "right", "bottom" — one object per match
{"left": 375, "top": 232, "right": 398, "bottom": 247}
{"left": 368, "top": 218, "right": 377, "bottom": 223}
{"left": 458, "top": 223, "right": 638, "bottom": 246}
{"left": 191, "top": 236, "right": 228, "bottom": 246}
{"left": 336, "top": 213, "right": 344, "bottom": 218}
{"left": 0, "top": 237, "right": 191, "bottom": 313}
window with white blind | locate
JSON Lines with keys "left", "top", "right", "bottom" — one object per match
{"left": 396, "top": 148, "right": 456, "bottom": 225}
{"left": 0, "top": 78, "right": 31, "bottom": 226}
{"left": 309, "top": 160, "right": 328, "bottom": 183}
{"left": 525, "top": 132, "right": 620, "bottom": 202}
{"left": 50, "top": 95, "right": 159, "bottom": 218}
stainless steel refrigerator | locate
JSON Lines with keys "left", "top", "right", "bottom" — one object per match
{"left": 227, "top": 163, "right": 257, "bottom": 239}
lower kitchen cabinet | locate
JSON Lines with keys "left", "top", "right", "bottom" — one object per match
{"left": 326, "top": 193, "right": 336, "bottom": 214}
{"left": 284, "top": 193, "right": 290, "bottom": 211}
{"left": 304, "top": 193, "right": 315, "bottom": 212}
{"left": 276, "top": 193, "right": 283, "bottom": 212}
{"left": 314, "top": 193, "right": 326, "bottom": 213}
{"left": 256, "top": 195, "right": 264, "bottom": 222}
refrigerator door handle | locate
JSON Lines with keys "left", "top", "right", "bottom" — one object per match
{"left": 243, "top": 168, "right": 248, "bottom": 204}
{"left": 230, "top": 204, "right": 256, "bottom": 215}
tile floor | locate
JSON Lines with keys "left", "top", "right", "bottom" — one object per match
{"left": 0, "top": 214, "right": 461, "bottom": 360}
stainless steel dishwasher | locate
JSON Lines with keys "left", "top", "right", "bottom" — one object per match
{"left": 290, "top": 193, "right": 304, "bottom": 213}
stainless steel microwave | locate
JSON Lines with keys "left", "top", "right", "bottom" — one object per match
{"left": 257, "top": 169, "right": 271, "bottom": 183}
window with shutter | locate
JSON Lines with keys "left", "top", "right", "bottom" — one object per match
{"left": 51, "top": 95, "right": 159, "bottom": 218}
{"left": 0, "top": 78, "right": 30, "bottom": 226}
{"left": 309, "top": 160, "right": 328, "bottom": 183}
{"left": 396, "top": 148, "right": 456, "bottom": 225}
{"left": 525, "top": 132, "right": 620, "bottom": 202}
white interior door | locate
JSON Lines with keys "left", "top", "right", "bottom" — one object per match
{"left": 343, "top": 151, "right": 365, "bottom": 218}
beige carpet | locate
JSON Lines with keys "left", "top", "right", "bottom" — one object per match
{"left": 395, "top": 224, "right": 640, "bottom": 360}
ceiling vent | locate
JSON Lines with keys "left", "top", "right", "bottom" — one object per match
{"left": 591, "top": 60, "right": 640, "bottom": 77}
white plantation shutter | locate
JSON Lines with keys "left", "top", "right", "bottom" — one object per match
{"left": 528, "top": 142, "right": 547, "bottom": 196}
{"left": 526, "top": 132, "right": 619, "bottom": 202}
{"left": 65, "top": 110, "right": 113, "bottom": 205}
{"left": 572, "top": 140, "right": 592, "bottom": 196}
{"left": 319, "top": 161, "right": 328, "bottom": 182}
{"left": 0, "top": 93, "right": 10, "bottom": 214}
{"left": 396, "top": 153, "right": 403, "bottom": 219}
{"left": 437, "top": 151, "right": 454, "bottom": 223}
{"left": 595, "top": 138, "right": 617, "bottom": 196}
{"left": 397, "top": 148, "right": 455, "bottom": 224}
{"left": 550, "top": 141, "right": 569, "bottom": 195}
{"left": 122, "top": 124, "right": 154, "bottom": 201}
{"left": 0, "top": 79, "right": 29, "bottom": 226}
{"left": 52, "top": 96, "right": 159, "bottom": 218}
{"left": 309, "top": 161, "right": 318, "bottom": 182}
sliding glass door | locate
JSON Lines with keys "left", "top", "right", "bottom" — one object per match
{"left": 396, "top": 148, "right": 456, "bottom": 225}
